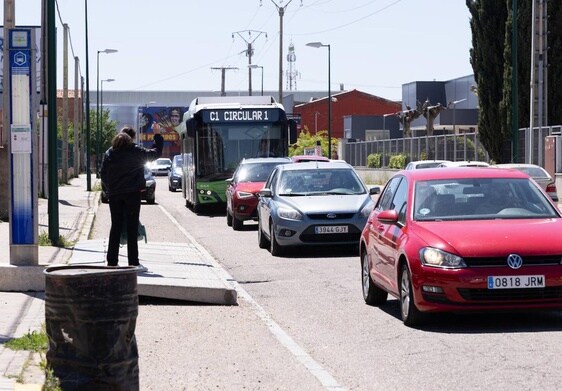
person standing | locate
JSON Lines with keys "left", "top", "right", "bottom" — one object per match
{"left": 100, "top": 126, "right": 163, "bottom": 268}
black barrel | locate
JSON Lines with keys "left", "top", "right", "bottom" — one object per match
{"left": 44, "top": 265, "right": 139, "bottom": 391}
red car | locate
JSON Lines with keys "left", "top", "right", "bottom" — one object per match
{"left": 226, "top": 157, "right": 291, "bottom": 230}
{"left": 360, "top": 167, "right": 562, "bottom": 327}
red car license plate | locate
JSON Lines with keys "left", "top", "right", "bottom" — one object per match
{"left": 487, "top": 275, "right": 545, "bottom": 289}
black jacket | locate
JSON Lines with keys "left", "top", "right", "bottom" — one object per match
{"left": 100, "top": 135, "right": 163, "bottom": 196}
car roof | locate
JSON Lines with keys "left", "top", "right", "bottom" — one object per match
{"left": 291, "top": 155, "right": 330, "bottom": 162}
{"left": 276, "top": 161, "right": 353, "bottom": 171}
{"left": 408, "top": 159, "right": 449, "bottom": 165}
{"left": 438, "top": 160, "right": 489, "bottom": 167}
{"left": 239, "top": 157, "right": 292, "bottom": 165}
{"left": 397, "top": 166, "right": 530, "bottom": 181}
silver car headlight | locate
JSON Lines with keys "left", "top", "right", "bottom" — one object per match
{"left": 360, "top": 200, "right": 375, "bottom": 218}
{"left": 145, "top": 179, "right": 155, "bottom": 187}
{"left": 419, "top": 247, "right": 466, "bottom": 269}
{"left": 277, "top": 206, "right": 303, "bottom": 221}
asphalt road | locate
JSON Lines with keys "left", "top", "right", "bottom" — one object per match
{"left": 91, "top": 176, "right": 562, "bottom": 391}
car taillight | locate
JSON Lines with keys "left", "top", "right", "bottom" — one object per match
{"left": 546, "top": 183, "right": 557, "bottom": 193}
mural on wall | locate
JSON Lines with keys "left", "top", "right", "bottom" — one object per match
{"left": 138, "top": 106, "right": 188, "bottom": 158}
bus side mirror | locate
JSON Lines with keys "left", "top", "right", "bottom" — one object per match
{"left": 288, "top": 119, "right": 297, "bottom": 144}
{"left": 186, "top": 121, "right": 196, "bottom": 138}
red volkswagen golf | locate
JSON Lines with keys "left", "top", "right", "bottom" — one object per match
{"left": 360, "top": 167, "right": 562, "bottom": 327}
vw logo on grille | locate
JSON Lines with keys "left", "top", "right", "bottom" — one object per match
{"left": 507, "top": 254, "right": 523, "bottom": 269}
{"left": 326, "top": 213, "right": 337, "bottom": 219}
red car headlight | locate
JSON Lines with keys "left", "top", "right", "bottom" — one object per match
{"left": 236, "top": 191, "right": 254, "bottom": 199}
{"left": 419, "top": 248, "right": 466, "bottom": 269}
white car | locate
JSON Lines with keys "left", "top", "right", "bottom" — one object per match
{"left": 405, "top": 160, "right": 450, "bottom": 170}
{"left": 494, "top": 163, "right": 558, "bottom": 202}
{"left": 437, "top": 160, "right": 490, "bottom": 168}
{"left": 148, "top": 158, "right": 172, "bottom": 176}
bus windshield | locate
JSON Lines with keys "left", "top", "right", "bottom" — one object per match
{"left": 197, "top": 122, "right": 283, "bottom": 180}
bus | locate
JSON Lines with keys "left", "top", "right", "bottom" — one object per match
{"left": 179, "top": 96, "right": 297, "bottom": 212}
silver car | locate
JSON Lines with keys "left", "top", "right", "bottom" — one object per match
{"left": 257, "top": 161, "right": 379, "bottom": 256}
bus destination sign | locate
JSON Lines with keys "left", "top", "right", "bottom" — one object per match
{"left": 203, "top": 109, "right": 280, "bottom": 123}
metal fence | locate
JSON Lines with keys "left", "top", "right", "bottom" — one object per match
{"left": 343, "top": 125, "right": 562, "bottom": 169}
{"left": 342, "top": 133, "right": 489, "bottom": 167}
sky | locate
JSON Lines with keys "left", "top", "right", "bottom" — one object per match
{"left": 3, "top": 0, "right": 474, "bottom": 102}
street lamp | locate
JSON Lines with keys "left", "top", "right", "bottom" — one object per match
{"left": 382, "top": 113, "right": 393, "bottom": 133}
{"left": 449, "top": 98, "right": 467, "bottom": 133}
{"left": 314, "top": 111, "right": 320, "bottom": 135}
{"left": 248, "top": 65, "right": 264, "bottom": 96}
{"left": 99, "top": 78, "right": 115, "bottom": 153}
{"left": 306, "top": 41, "right": 331, "bottom": 158}
{"left": 96, "top": 48, "right": 118, "bottom": 174}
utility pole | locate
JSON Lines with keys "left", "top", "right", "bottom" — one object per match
{"left": 232, "top": 30, "right": 267, "bottom": 96}
{"left": 73, "top": 56, "right": 80, "bottom": 176}
{"left": 1, "top": 0, "right": 15, "bottom": 220}
{"left": 261, "top": 0, "right": 303, "bottom": 104}
{"left": 62, "top": 23, "right": 69, "bottom": 183}
{"left": 211, "top": 67, "right": 238, "bottom": 96}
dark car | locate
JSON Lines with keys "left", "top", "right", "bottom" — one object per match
{"left": 360, "top": 167, "right": 562, "bottom": 327}
{"left": 168, "top": 155, "right": 183, "bottom": 192}
{"left": 101, "top": 166, "right": 156, "bottom": 204}
{"left": 226, "top": 157, "right": 291, "bottom": 230}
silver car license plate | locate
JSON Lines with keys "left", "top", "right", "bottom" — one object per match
{"left": 315, "top": 226, "right": 348, "bottom": 234}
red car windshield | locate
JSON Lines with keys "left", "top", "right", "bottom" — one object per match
{"left": 414, "top": 177, "right": 558, "bottom": 221}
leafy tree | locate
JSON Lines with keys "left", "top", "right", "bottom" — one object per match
{"left": 289, "top": 126, "right": 337, "bottom": 158}
{"left": 89, "top": 108, "right": 118, "bottom": 157}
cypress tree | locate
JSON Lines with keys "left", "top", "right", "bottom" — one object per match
{"left": 467, "top": 0, "right": 509, "bottom": 163}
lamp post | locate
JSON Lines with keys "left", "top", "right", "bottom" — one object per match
{"left": 382, "top": 113, "right": 393, "bottom": 132}
{"left": 99, "top": 78, "right": 115, "bottom": 154}
{"left": 96, "top": 48, "right": 117, "bottom": 174}
{"left": 248, "top": 64, "right": 264, "bottom": 96}
{"left": 314, "top": 111, "right": 321, "bottom": 135}
{"left": 306, "top": 41, "right": 331, "bottom": 158}
{"left": 449, "top": 98, "right": 467, "bottom": 133}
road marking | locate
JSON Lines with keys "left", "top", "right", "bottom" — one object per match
{"left": 159, "top": 204, "right": 345, "bottom": 390}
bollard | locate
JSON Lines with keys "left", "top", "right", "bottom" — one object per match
{"left": 44, "top": 265, "right": 139, "bottom": 391}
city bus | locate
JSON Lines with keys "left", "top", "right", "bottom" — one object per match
{"left": 179, "top": 96, "right": 297, "bottom": 212}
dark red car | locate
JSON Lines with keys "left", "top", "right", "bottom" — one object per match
{"left": 226, "top": 157, "right": 291, "bottom": 230}
{"left": 360, "top": 167, "right": 562, "bottom": 327}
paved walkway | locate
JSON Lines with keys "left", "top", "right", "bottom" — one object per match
{"left": 0, "top": 174, "right": 237, "bottom": 390}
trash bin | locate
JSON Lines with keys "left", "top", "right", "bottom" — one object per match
{"left": 44, "top": 265, "right": 139, "bottom": 391}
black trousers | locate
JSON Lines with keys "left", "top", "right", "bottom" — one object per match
{"left": 107, "top": 191, "right": 142, "bottom": 266}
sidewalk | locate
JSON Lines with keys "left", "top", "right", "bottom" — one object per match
{"left": 0, "top": 174, "right": 237, "bottom": 390}
{"left": 0, "top": 174, "right": 97, "bottom": 390}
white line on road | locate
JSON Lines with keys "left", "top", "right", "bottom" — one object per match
{"left": 159, "top": 204, "right": 346, "bottom": 390}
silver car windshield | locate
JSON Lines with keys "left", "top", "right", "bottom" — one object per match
{"left": 414, "top": 178, "right": 559, "bottom": 221}
{"left": 277, "top": 169, "right": 365, "bottom": 196}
